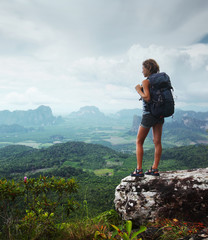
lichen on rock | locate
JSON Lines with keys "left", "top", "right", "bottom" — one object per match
{"left": 114, "top": 168, "right": 208, "bottom": 226}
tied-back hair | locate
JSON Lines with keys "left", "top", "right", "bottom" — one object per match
{"left": 143, "top": 59, "right": 160, "bottom": 75}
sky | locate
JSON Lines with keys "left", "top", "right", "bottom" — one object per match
{"left": 0, "top": 0, "right": 208, "bottom": 115}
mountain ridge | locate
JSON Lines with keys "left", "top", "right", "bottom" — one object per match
{"left": 0, "top": 105, "right": 62, "bottom": 127}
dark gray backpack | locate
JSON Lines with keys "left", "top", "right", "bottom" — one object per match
{"left": 148, "top": 72, "right": 175, "bottom": 118}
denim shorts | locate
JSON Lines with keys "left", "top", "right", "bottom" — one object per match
{"left": 140, "top": 114, "right": 164, "bottom": 128}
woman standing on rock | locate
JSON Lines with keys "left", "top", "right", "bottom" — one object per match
{"left": 131, "top": 59, "right": 164, "bottom": 177}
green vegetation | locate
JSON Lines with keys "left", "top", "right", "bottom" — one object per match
{"left": 0, "top": 107, "right": 207, "bottom": 238}
{"left": 0, "top": 141, "right": 207, "bottom": 239}
{"left": 94, "top": 169, "right": 114, "bottom": 176}
{"left": 149, "top": 218, "right": 206, "bottom": 240}
{"left": 0, "top": 142, "right": 208, "bottom": 218}
{"left": 0, "top": 175, "right": 206, "bottom": 240}
{"left": 0, "top": 176, "right": 78, "bottom": 239}
{"left": 94, "top": 220, "right": 147, "bottom": 240}
{"left": 0, "top": 142, "right": 122, "bottom": 178}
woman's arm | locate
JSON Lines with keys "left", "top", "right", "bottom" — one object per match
{"left": 135, "top": 79, "right": 151, "bottom": 102}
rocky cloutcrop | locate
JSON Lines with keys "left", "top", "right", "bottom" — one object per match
{"left": 129, "top": 115, "right": 142, "bottom": 134}
{"left": 114, "top": 168, "right": 208, "bottom": 226}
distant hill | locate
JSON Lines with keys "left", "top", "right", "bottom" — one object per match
{"left": 130, "top": 115, "right": 142, "bottom": 133}
{"left": 68, "top": 106, "right": 106, "bottom": 120}
{"left": 0, "top": 141, "right": 124, "bottom": 179}
{"left": 67, "top": 106, "right": 143, "bottom": 125}
{"left": 65, "top": 107, "right": 208, "bottom": 148}
{"left": 0, "top": 105, "right": 63, "bottom": 127}
{"left": 129, "top": 110, "right": 208, "bottom": 146}
{"left": 67, "top": 106, "right": 207, "bottom": 127}
{"left": 173, "top": 109, "right": 208, "bottom": 122}
{"left": 109, "top": 108, "right": 143, "bottom": 124}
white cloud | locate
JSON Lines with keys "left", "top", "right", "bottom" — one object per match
{"left": 1, "top": 0, "right": 208, "bottom": 58}
{"left": 65, "top": 44, "right": 208, "bottom": 112}
{"left": 1, "top": 87, "right": 60, "bottom": 111}
{"left": 0, "top": 43, "right": 207, "bottom": 114}
{"left": 0, "top": 1, "right": 207, "bottom": 114}
{"left": 0, "top": 11, "right": 54, "bottom": 43}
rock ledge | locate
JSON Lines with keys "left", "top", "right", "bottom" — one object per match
{"left": 114, "top": 168, "right": 208, "bottom": 225}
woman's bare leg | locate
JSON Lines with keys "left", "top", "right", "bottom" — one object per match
{"left": 152, "top": 123, "right": 163, "bottom": 169}
{"left": 136, "top": 125, "right": 150, "bottom": 170}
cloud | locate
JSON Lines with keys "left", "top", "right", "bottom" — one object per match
{"left": 65, "top": 43, "right": 208, "bottom": 112}
{"left": 0, "top": 1, "right": 207, "bottom": 114}
{"left": 0, "top": 42, "right": 207, "bottom": 114}
{"left": 1, "top": 87, "right": 60, "bottom": 111}
{"left": 1, "top": 0, "right": 208, "bottom": 58}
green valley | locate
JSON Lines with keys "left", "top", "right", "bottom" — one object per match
{"left": 0, "top": 141, "right": 208, "bottom": 217}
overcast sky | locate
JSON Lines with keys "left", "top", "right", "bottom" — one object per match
{"left": 0, "top": 0, "right": 208, "bottom": 115}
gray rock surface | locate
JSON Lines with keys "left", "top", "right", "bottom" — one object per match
{"left": 114, "top": 168, "right": 208, "bottom": 225}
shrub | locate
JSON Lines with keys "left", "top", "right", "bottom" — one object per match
{"left": 0, "top": 176, "right": 78, "bottom": 239}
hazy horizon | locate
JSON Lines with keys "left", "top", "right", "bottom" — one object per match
{"left": 0, "top": 104, "right": 207, "bottom": 117}
{"left": 0, "top": 0, "right": 208, "bottom": 115}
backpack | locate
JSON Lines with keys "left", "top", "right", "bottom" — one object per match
{"left": 148, "top": 72, "right": 175, "bottom": 119}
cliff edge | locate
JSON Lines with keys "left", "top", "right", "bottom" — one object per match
{"left": 114, "top": 168, "right": 208, "bottom": 226}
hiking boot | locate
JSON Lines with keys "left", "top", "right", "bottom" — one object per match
{"left": 145, "top": 167, "right": 160, "bottom": 176}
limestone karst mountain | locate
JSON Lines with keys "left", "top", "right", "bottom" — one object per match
{"left": 0, "top": 105, "right": 62, "bottom": 126}
{"left": 68, "top": 106, "right": 106, "bottom": 120}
